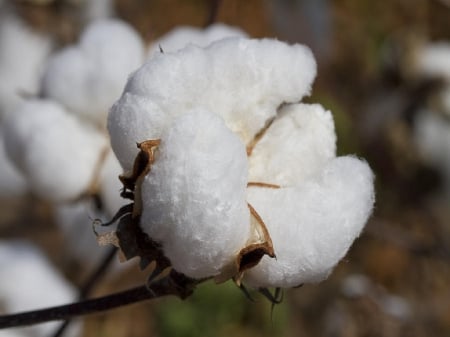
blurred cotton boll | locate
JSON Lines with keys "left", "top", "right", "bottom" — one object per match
{"left": 148, "top": 23, "right": 248, "bottom": 57}
{"left": 0, "top": 133, "right": 27, "bottom": 197}
{"left": 0, "top": 13, "right": 53, "bottom": 118}
{"left": 0, "top": 240, "right": 82, "bottom": 337}
{"left": 3, "top": 99, "right": 107, "bottom": 202}
{"left": 41, "top": 19, "right": 145, "bottom": 129}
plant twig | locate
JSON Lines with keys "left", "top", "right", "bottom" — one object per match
{"left": 204, "top": 0, "right": 223, "bottom": 27}
{"left": 0, "top": 270, "right": 198, "bottom": 330}
{"left": 51, "top": 247, "right": 118, "bottom": 337}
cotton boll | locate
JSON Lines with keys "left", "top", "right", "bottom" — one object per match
{"left": 42, "top": 19, "right": 144, "bottom": 128}
{"left": 98, "top": 150, "right": 127, "bottom": 217}
{"left": 0, "top": 14, "right": 52, "bottom": 118}
{"left": 3, "top": 99, "right": 107, "bottom": 202}
{"left": 0, "top": 240, "right": 81, "bottom": 337}
{"left": 109, "top": 38, "right": 316, "bottom": 171}
{"left": 249, "top": 103, "right": 336, "bottom": 186}
{"left": 414, "top": 42, "right": 450, "bottom": 80}
{"left": 148, "top": 23, "right": 248, "bottom": 56}
{"left": 140, "top": 109, "right": 250, "bottom": 278}
{"left": 244, "top": 156, "right": 375, "bottom": 288}
{"left": 413, "top": 109, "right": 450, "bottom": 192}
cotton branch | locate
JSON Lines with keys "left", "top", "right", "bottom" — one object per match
{"left": 0, "top": 270, "right": 198, "bottom": 330}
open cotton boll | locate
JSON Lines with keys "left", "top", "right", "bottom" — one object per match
{"left": 3, "top": 99, "right": 107, "bottom": 202}
{"left": 0, "top": 14, "right": 52, "bottom": 118}
{"left": 244, "top": 156, "right": 375, "bottom": 288}
{"left": 0, "top": 240, "right": 81, "bottom": 337}
{"left": 140, "top": 110, "right": 250, "bottom": 278}
{"left": 41, "top": 19, "right": 144, "bottom": 128}
{"left": 148, "top": 23, "right": 247, "bottom": 56}
{"left": 109, "top": 37, "right": 317, "bottom": 171}
{"left": 249, "top": 103, "right": 336, "bottom": 186}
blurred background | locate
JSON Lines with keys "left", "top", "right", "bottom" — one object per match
{"left": 0, "top": 0, "right": 449, "bottom": 336}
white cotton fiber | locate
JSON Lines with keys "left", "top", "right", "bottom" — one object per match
{"left": 249, "top": 103, "right": 336, "bottom": 186}
{"left": 415, "top": 42, "right": 450, "bottom": 80}
{"left": 41, "top": 19, "right": 144, "bottom": 128}
{"left": 413, "top": 109, "right": 450, "bottom": 191}
{"left": 3, "top": 99, "right": 107, "bottom": 202}
{"left": 244, "top": 156, "right": 375, "bottom": 288}
{"left": 0, "top": 14, "right": 52, "bottom": 118}
{"left": 0, "top": 240, "right": 81, "bottom": 337}
{"left": 109, "top": 38, "right": 317, "bottom": 171}
{"left": 140, "top": 109, "right": 250, "bottom": 278}
{"left": 148, "top": 23, "right": 247, "bottom": 56}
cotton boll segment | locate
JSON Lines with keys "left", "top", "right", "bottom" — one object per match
{"left": 3, "top": 99, "right": 107, "bottom": 202}
{"left": 148, "top": 23, "right": 248, "bottom": 56}
{"left": 249, "top": 103, "right": 336, "bottom": 186}
{"left": 109, "top": 38, "right": 316, "bottom": 171}
{"left": 140, "top": 110, "right": 250, "bottom": 278}
{"left": 245, "top": 156, "right": 375, "bottom": 288}
{"left": 42, "top": 19, "right": 144, "bottom": 128}
{"left": 0, "top": 240, "right": 81, "bottom": 337}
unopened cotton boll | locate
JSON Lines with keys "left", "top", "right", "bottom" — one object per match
{"left": 244, "top": 156, "right": 375, "bottom": 288}
{"left": 41, "top": 19, "right": 144, "bottom": 128}
{"left": 140, "top": 110, "right": 250, "bottom": 278}
{"left": 109, "top": 37, "right": 317, "bottom": 171}
{"left": 3, "top": 99, "right": 107, "bottom": 202}
{"left": 148, "top": 23, "right": 248, "bottom": 56}
{"left": 249, "top": 103, "right": 336, "bottom": 186}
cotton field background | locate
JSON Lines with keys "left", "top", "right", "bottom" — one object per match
{"left": 0, "top": 1, "right": 449, "bottom": 337}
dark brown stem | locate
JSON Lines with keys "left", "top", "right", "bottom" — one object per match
{"left": 0, "top": 270, "right": 198, "bottom": 330}
{"left": 204, "top": 0, "right": 223, "bottom": 27}
{"left": 50, "top": 247, "right": 118, "bottom": 337}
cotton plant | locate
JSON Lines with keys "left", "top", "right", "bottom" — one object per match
{"left": 4, "top": 18, "right": 144, "bottom": 266}
{"left": 411, "top": 41, "right": 450, "bottom": 197}
{"left": 104, "top": 37, "right": 375, "bottom": 293}
{"left": 0, "top": 12, "right": 53, "bottom": 197}
{"left": 0, "top": 240, "right": 82, "bottom": 337}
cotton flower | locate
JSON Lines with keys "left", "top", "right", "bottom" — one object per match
{"left": 108, "top": 37, "right": 375, "bottom": 286}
